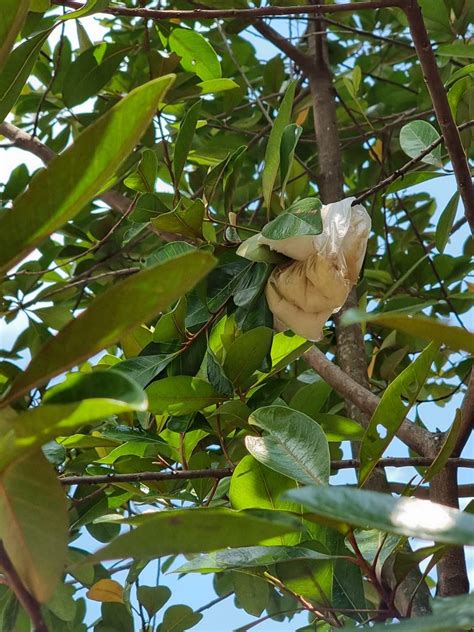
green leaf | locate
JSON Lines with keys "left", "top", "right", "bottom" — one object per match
{"left": 173, "top": 100, "right": 201, "bottom": 187}
{"left": 399, "top": 120, "right": 442, "bottom": 167}
{"left": 152, "top": 199, "right": 204, "bottom": 239}
{"left": 261, "top": 197, "right": 322, "bottom": 240}
{"left": 233, "top": 572, "right": 269, "bottom": 617}
{"left": 437, "top": 43, "right": 474, "bottom": 58}
{"left": 247, "top": 406, "right": 330, "bottom": 485}
{"left": 0, "top": 74, "right": 175, "bottom": 275}
{"left": 0, "top": 373, "right": 147, "bottom": 469}
{"left": 262, "top": 80, "right": 297, "bottom": 208}
{"left": 4, "top": 250, "right": 215, "bottom": 403}
{"left": 154, "top": 297, "right": 187, "bottom": 343}
{"left": 279, "top": 124, "right": 302, "bottom": 203}
{"left": 436, "top": 191, "right": 460, "bottom": 253}
{"left": 445, "top": 62, "right": 474, "bottom": 87}
{"left": 0, "top": 451, "right": 68, "bottom": 602}
{"left": 157, "top": 605, "right": 202, "bottom": 632}
{"left": 358, "top": 343, "right": 437, "bottom": 485}
{"left": 175, "top": 545, "right": 335, "bottom": 574}
{"left": 236, "top": 233, "right": 287, "bottom": 264}
{"left": 223, "top": 327, "right": 273, "bottom": 387}
{"left": 229, "top": 455, "right": 301, "bottom": 545}
{"left": 113, "top": 354, "right": 177, "bottom": 387}
{"left": 423, "top": 409, "right": 462, "bottom": 483}
{"left": 43, "top": 369, "right": 145, "bottom": 406}
{"left": 289, "top": 381, "right": 331, "bottom": 418}
{"left": 62, "top": 43, "right": 131, "bottom": 108}
{"left": 285, "top": 485, "right": 474, "bottom": 545}
{"left": 0, "top": 0, "right": 30, "bottom": 73}
{"left": 0, "top": 30, "right": 49, "bottom": 124}
{"left": 60, "top": 0, "right": 110, "bottom": 20}
{"left": 206, "top": 349, "right": 234, "bottom": 397}
{"left": 169, "top": 28, "right": 221, "bottom": 81}
{"left": 136, "top": 586, "right": 171, "bottom": 618}
{"left": 85, "top": 508, "right": 302, "bottom": 563}
{"left": 344, "top": 310, "right": 474, "bottom": 355}
{"left": 197, "top": 78, "right": 239, "bottom": 94}
{"left": 233, "top": 263, "right": 270, "bottom": 308}
{"left": 124, "top": 149, "right": 158, "bottom": 193}
{"left": 146, "top": 376, "right": 221, "bottom": 415}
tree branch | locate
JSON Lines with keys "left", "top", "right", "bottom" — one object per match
{"left": 304, "top": 346, "right": 432, "bottom": 456}
{"left": 0, "top": 543, "right": 47, "bottom": 632}
{"left": 354, "top": 119, "right": 474, "bottom": 204}
{"left": 58, "top": 458, "right": 474, "bottom": 486}
{"left": 50, "top": 0, "right": 408, "bottom": 20}
{"left": 252, "top": 21, "right": 312, "bottom": 73}
{"left": 404, "top": 1, "right": 474, "bottom": 233}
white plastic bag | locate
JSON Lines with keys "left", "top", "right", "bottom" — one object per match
{"left": 244, "top": 197, "right": 371, "bottom": 341}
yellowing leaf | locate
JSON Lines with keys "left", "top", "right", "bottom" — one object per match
{"left": 87, "top": 579, "right": 124, "bottom": 604}
{"left": 369, "top": 139, "right": 383, "bottom": 162}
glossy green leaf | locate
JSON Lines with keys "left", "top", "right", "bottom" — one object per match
{"left": 279, "top": 123, "right": 302, "bottom": 203}
{"left": 423, "top": 409, "right": 462, "bottom": 483}
{"left": 157, "top": 605, "right": 202, "bottom": 632}
{"left": 0, "top": 30, "right": 49, "bottom": 124}
{"left": 146, "top": 376, "right": 221, "bottom": 415}
{"left": 173, "top": 100, "right": 201, "bottom": 186}
{"left": 4, "top": 250, "right": 215, "bottom": 402}
{"left": 437, "top": 43, "right": 474, "bottom": 58}
{"left": 345, "top": 310, "right": 474, "bottom": 355}
{"left": 0, "top": 0, "right": 30, "bottom": 72}
{"left": 0, "top": 374, "right": 147, "bottom": 468}
{"left": 261, "top": 197, "right": 322, "bottom": 240}
{"left": 153, "top": 297, "right": 187, "bottom": 343}
{"left": 311, "top": 413, "right": 364, "bottom": 442}
{"left": 169, "top": 28, "right": 221, "bottom": 81}
{"left": 247, "top": 406, "right": 330, "bottom": 485}
{"left": 124, "top": 149, "right": 158, "bottom": 193}
{"left": 113, "top": 354, "right": 177, "bottom": 387}
{"left": 446, "top": 62, "right": 474, "bottom": 87}
{"left": 230, "top": 455, "right": 301, "bottom": 545}
{"left": 0, "top": 74, "right": 175, "bottom": 275}
{"left": 343, "top": 592, "right": 474, "bottom": 631}
{"left": 0, "top": 451, "right": 68, "bottom": 602}
{"left": 223, "top": 327, "right": 273, "bottom": 387}
{"left": 435, "top": 191, "right": 459, "bottom": 253}
{"left": 289, "top": 381, "right": 331, "bottom": 418}
{"left": 197, "top": 78, "right": 239, "bottom": 94}
{"left": 399, "top": 120, "right": 442, "bottom": 167}
{"left": 236, "top": 233, "right": 286, "bottom": 264}
{"left": 152, "top": 199, "right": 204, "bottom": 239}
{"left": 206, "top": 349, "right": 234, "bottom": 397}
{"left": 136, "top": 586, "right": 171, "bottom": 618}
{"left": 286, "top": 485, "right": 474, "bottom": 545}
{"left": 175, "top": 545, "right": 335, "bottom": 574}
{"left": 359, "top": 343, "right": 437, "bottom": 485}
{"left": 86, "top": 508, "right": 302, "bottom": 563}
{"left": 63, "top": 43, "right": 131, "bottom": 107}
{"left": 233, "top": 572, "right": 269, "bottom": 617}
{"left": 262, "top": 80, "right": 297, "bottom": 207}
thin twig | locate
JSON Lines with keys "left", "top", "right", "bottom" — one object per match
{"left": 50, "top": 0, "right": 408, "bottom": 21}
{"left": 57, "top": 458, "right": 474, "bottom": 486}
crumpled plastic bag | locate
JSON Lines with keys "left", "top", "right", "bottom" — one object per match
{"left": 239, "top": 197, "right": 371, "bottom": 341}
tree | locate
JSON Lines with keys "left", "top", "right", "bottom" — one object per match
{"left": 0, "top": 0, "right": 473, "bottom": 629}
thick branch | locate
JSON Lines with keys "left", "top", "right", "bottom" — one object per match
{"left": 252, "top": 21, "right": 312, "bottom": 72}
{"left": 304, "top": 346, "right": 432, "bottom": 456}
{"left": 58, "top": 458, "right": 474, "bottom": 485}
{"left": 404, "top": 1, "right": 474, "bottom": 233}
{"left": 51, "top": 0, "right": 407, "bottom": 20}
{"left": 0, "top": 543, "right": 47, "bottom": 632}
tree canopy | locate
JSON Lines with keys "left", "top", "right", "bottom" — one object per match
{"left": 0, "top": 0, "right": 473, "bottom": 630}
